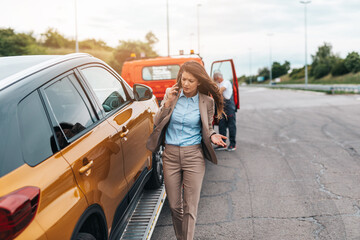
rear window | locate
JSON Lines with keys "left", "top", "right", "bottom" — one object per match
{"left": 18, "top": 91, "right": 55, "bottom": 166}
{"left": 142, "top": 65, "right": 180, "bottom": 81}
{"left": 0, "top": 96, "right": 25, "bottom": 177}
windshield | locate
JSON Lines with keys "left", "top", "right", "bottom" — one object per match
{"left": 142, "top": 65, "right": 180, "bottom": 81}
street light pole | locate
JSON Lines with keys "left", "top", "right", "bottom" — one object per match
{"left": 300, "top": 0, "right": 311, "bottom": 86}
{"left": 249, "top": 48, "right": 252, "bottom": 85}
{"left": 75, "top": 0, "right": 79, "bottom": 53}
{"left": 197, "top": 4, "right": 201, "bottom": 55}
{"left": 166, "top": 0, "right": 170, "bottom": 56}
{"left": 189, "top": 32, "right": 195, "bottom": 52}
{"left": 267, "top": 33, "right": 273, "bottom": 84}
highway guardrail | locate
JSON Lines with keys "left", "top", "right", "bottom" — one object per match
{"left": 250, "top": 84, "right": 360, "bottom": 94}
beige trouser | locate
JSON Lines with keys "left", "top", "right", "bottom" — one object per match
{"left": 163, "top": 144, "right": 206, "bottom": 240}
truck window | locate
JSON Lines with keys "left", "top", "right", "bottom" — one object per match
{"left": 142, "top": 65, "right": 180, "bottom": 81}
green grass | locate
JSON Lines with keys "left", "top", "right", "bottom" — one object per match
{"left": 278, "top": 71, "right": 360, "bottom": 85}
{"left": 327, "top": 90, "right": 359, "bottom": 95}
{"left": 270, "top": 87, "right": 359, "bottom": 95}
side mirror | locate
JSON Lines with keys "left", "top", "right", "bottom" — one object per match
{"left": 133, "top": 84, "right": 153, "bottom": 101}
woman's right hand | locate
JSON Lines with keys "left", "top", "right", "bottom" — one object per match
{"left": 164, "top": 83, "right": 179, "bottom": 108}
{"left": 211, "top": 133, "right": 227, "bottom": 147}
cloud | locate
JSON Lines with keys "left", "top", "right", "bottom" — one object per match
{"left": 1, "top": 0, "right": 360, "bottom": 75}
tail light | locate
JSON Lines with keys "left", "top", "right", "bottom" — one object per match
{"left": 0, "top": 187, "right": 40, "bottom": 240}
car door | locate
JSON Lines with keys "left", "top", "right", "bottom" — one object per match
{"left": 79, "top": 65, "right": 152, "bottom": 200}
{"left": 210, "top": 59, "right": 240, "bottom": 110}
{"left": 40, "top": 71, "right": 127, "bottom": 230}
{"left": 1, "top": 88, "right": 88, "bottom": 240}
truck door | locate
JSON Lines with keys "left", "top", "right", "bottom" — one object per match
{"left": 210, "top": 59, "right": 240, "bottom": 110}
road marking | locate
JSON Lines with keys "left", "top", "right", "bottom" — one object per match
{"left": 243, "top": 88, "right": 266, "bottom": 93}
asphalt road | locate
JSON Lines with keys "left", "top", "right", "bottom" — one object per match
{"left": 152, "top": 87, "right": 360, "bottom": 240}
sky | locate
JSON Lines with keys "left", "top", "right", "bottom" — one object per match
{"left": 1, "top": 0, "right": 360, "bottom": 76}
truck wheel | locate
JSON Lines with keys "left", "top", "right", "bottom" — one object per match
{"left": 145, "top": 146, "right": 164, "bottom": 189}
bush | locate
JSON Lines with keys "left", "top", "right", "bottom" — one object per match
{"left": 310, "top": 42, "right": 337, "bottom": 77}
{"left": 0, "top": 28, "right": 46, "bottom": 56}
{"left": 79, "top": 39, "right": 112, "bottom": 51}
{"left": 313, "top": 64, "right": 330, "bottom": 79}
{"left": 257, "top": 67, "right": 269, "bottom": 80}
{"left": 42, "top": 28, "right": 73, "bottom": 48}
{"left": 272, "top": 61, "right": 290, "bottom": 79}
{"left": 331, "top": 60, "right": 350, "bottom": 76}
{"left": 344, "top": 52, "right": 360, "bottom": 73}
{"left": 290, "top": 67, "right": 304, "bottom": 79}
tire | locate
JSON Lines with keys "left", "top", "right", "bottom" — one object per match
{"left": 145, "top": 145, "right": 164, "bottom": 189}
{"left": 76, "top": 232, "right": 96, "bottom": 240}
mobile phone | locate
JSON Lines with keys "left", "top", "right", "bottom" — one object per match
{"left": 174, "top": 82, "right": 180, "bottom": 94}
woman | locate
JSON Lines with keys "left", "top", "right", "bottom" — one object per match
{"left": 146, "top": 61, "right": 226, "bottom": 240}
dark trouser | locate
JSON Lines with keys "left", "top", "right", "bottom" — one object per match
{"left": 219, "top": 98, "right": 236, "bottom": 147}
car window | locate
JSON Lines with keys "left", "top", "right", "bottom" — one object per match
{"left": 44, "top": 74, "right": 94, "bottom": 147}
{"left": 142, "top": 65, "right": 180, "bottom": 81}
{"left": 123, "top": 80, "right": 135, "bottom": 99}
{"left": 18, "top": 91, "right": 55, "bottom": 166}
{"left": 81, "top": 67, "right": 129, "bottom": 113}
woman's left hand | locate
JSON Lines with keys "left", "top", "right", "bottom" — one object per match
{"left": 211, "top": 134, "right": 227, "bottom": 147}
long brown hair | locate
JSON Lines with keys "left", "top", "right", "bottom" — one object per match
{"left": 177, "top": 61, "right": 224, "bottom": 119}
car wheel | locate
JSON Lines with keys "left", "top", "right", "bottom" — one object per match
{"left": 76, "top": 232, "right": 96, "bottom": 240}
{"left": 145, "top": 145, "right": 164, "bottom": 189}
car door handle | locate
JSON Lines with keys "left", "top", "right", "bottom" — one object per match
{"left": 120, "top": 127, "right": 129, "bottom": 138}
{"left": 79, "top": 160, "right": 94, "bottom": 174}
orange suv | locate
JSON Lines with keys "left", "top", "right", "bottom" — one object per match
{"left": 0, "top": 53, "right": 162, "bottom": 240}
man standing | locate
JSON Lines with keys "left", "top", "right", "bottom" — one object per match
{"left": 214, "top": 72, "right": 237, "bottom": 151}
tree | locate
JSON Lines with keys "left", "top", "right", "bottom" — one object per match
{"left": 344, "top": 51, "right": 360, "bottom": 73}
{"left": 111, "top": 32, "right": 159, "bottom": 73}
{"left": 310, "top": 42, "right": 337, "bottom": 79}
{"left": 258, "top": 67, "right": 270, "bottom": 80}
{"left": 313, "top": 63, "right": 330, "bottom": 79}
{"left": 41, "top": 28, "right": 73, "bottom": 48}
{"left": 79, "top": 39, "right": 112, "bottom": 50}
{"left": 331, "top": 59, "right": 349, "bottom": 76}
{"left": 145, "top": 31, "right": 159, "bottom": 46}
{"left": 0, "top": 28, "right": 46, "bottom": 56}
{"left": 272, "top": 61, "right": 290, "bottom": 79}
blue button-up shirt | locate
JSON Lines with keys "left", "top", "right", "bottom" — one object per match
{"left": 165, "top": 90, "right": 202, "bottom": 146}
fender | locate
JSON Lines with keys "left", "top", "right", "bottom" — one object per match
{"left": 71, "top": 204, "right": 108, "bottom": 240}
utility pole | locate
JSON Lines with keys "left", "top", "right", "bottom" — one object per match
{"left": 189, "top": 33, "right": 195, "bottom": 52}
{"left": 300, "top": 0, "right": 311, "bottom": 86}
{"left": 166, "top": 0, "right": 170, "bottom": 56}
{"left": 197, "top": 4, "right": 201, "bottom": 55}
{"left": 249, "top": 48, "right": 252, "bottom": 84}
{"left": 267, "top": 33, "right": 273, "bottom": 84}
{"left": 75, "top": 0, "right": 79, "bottom": 53}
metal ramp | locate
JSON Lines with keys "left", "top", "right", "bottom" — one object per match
{"left": 120, "top": 185, "right": 166, "bottom": 240}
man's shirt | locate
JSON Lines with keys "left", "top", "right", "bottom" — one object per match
{"left": 218, "top": 80, "right": 233, "bottom": 99}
